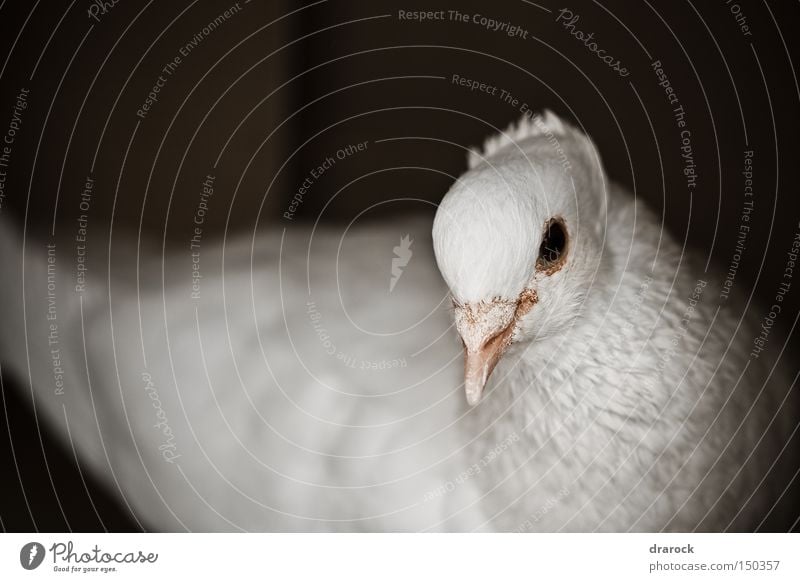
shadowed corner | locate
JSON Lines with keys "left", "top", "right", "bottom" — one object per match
{"left": 0, "top": 368, "right": 141, "bottom": 532}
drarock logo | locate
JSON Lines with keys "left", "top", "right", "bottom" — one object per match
{"left": 20, "top": 542, "right": 46, "bottom": 570}
{"left": 390, "top": 234, "right": 414, "bottom": 292}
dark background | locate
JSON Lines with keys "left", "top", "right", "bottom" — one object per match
{"left": 0, "top": 0, "right": 798, "bottom": 531}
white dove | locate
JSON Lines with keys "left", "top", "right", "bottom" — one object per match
{"left": 432, "top": 111, "right": 793, "bottom": 531}
{"left": 0, "top": 111, "right": 791, "bottom": 532}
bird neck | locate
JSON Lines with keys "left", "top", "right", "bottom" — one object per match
{"left": 471, "top": 286, "right": 621, "bottom": 448}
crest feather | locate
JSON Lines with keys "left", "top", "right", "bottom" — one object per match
{"left": 467, "top": 110, "right": 570, "bottom": 169}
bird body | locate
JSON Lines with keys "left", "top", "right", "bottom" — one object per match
{"left": 1, "top": 217, "right": 477, "bottom": 531}
{"left": 451, "top": 192, "right": 781, "bottom": 531}
{"left": 0, "top": 112, "right": 792, "bottom": 531}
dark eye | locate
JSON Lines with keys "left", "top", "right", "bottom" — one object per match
{"left": 537, "top": 217, "right": 568, "bottom": 272}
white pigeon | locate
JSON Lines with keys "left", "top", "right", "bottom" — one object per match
{"left": 0, "top": 111, "right": 792, "bottom": 532}
{"left": 432, "top": 111, "right": 793, "bottom": 531}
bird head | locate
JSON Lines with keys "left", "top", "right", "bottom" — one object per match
{"left": 433, "top": 111, "right": 608, "bottom": 405}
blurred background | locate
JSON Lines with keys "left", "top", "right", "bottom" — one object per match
{"left": 0, "top": 0, "right": 798, "bottom": 530}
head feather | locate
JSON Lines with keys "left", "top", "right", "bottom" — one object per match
{"left": 467, "top": 110, "right": 572, "bottom": 169}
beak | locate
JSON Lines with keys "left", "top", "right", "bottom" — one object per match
{"left": 455, "top": 301, "right": 518, "bottom": 406}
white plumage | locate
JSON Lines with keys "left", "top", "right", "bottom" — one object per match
{"left": 0, "top": 111, "right": 791, "bottom": 531}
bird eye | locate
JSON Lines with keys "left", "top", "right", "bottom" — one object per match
{"left": 537, "top": 217, "right": 568, "bottom": 273}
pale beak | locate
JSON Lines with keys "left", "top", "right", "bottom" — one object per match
{"left": 454, "top": 301, "right": 518, "bottom": 406}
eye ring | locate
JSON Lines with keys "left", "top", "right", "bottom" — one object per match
{"left": 536, "top": 217, "right": 568, "bottom": 274}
